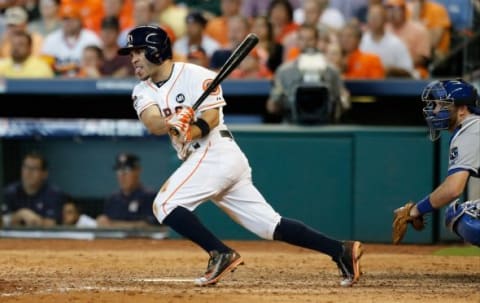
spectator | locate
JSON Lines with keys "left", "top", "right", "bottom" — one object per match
{"left": 28, "top": 0, "right": 61, "bottom": 37}
{"left": 294, "top": 0, "right": 345, "bottom": 32}
{"left": 186, "top": 45, "right": 209, "bottom": 67}
{"left": 407, "top": 0, "right": 450, "bottom": 61}
{"left": 210, "top": 15, "right": 250, "bottom": 70}
{"left": 230, "top": 48, "right": 272, "bottom": 79}
{"left": 385, "top": 0, "right": 431, "bottom": 79}
{"left": 173, "top": 11, "right": 220, "bottom": 59}
{"left": 266, "top": 24, "right": 345, "bottom": 124}
{"left": 99, "top": 16, "right": 133, "bottom": 77}
{"left": 77, "top": 45, "right": 103, "bottom": 78}
{"left": 241, "top": 0, "right": 302, "bottom": 18}
{"left": 96, "top": 153, "right": 159, "bottom": 228}
{"left": 41, "top": 4, "right": 102, "bottom": 77}
{"left": 2, "top": 152, "right": 66, "bottom": 227}
{"left": 0, "top": 6, "right": 44, "bottom": 57}
{"left": 339, "top": 22, "right": 385, "bottom": 79}
{"left": 360, "top": 4, "right": 414, "bottom": 77}
{"left": 0, "top": 31, "right": 54, "bottom": 78}
{"left": 267, "top": 0, "right": 299, "bottom": 44}
{"left": 205, "top": 0, "right": 243, "bottom": 46}
{"left": 118, "top": 0, "right": 176, "bottom": 52}
{"left": 250, "top": 15, "right": 283, "bottom": 73}
{"left": 102, "top": 0, "right": 134, "bottom": 33}
{"left": 60, "top": 0, "right": 104, "bottom": 33}
{"left": 62, "top": 199, "right": 97, "bottom": 228}
{"left": 153, "top": 0, "right": 188, "bottom": 40}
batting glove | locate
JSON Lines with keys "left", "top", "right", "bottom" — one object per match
{"left": 167, "top": 107, "right": 194, "bottom": 143}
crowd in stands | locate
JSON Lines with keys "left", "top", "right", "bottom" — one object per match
{"left": 0, "top": 0, "right": 473, "bottom": 80}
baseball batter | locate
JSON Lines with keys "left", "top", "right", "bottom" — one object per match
{"left": 118, "top": 25, "right": 363, "bottom": 286}
{"left": 393, "top": 79, "right": 480, "bottom": 246}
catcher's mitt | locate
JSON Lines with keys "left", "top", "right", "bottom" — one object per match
{"left": 392, "top": 201, "right": 425, "bottom": 244}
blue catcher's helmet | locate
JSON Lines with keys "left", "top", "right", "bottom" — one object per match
{"left": 445, "top": 200, "right": 480, "bottom": 246}
{"left": 118, "top": 25, "right": 172, "bottom": 64}
{"left": 422, "top": 79, "right": 480, "bottom": 141}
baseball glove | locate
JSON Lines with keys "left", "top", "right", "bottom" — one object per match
{"left": 392, "top": 201, "right": 425, "bottom": 244}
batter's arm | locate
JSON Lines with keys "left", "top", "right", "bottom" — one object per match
{"left": 189, "top": 108, "right": 220, "bottom": 140}
{"left": 139, "top": 105, "right": 169, "bottom": 135}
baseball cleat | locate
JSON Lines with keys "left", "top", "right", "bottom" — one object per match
{"left": 335, "top": 241, "right": 363, "bottom": 287}
{"left": 194, "top": 250, "right": 244, "bottom": 286}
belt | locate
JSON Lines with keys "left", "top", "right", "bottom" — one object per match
{"left": 193, "top": 130, "right": 233, "bottom": 149}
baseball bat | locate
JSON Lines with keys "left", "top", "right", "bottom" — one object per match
{"left": 170, "top": 33, "right": 259, "bottom": 136}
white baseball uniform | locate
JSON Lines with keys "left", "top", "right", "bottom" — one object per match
{"left": 132, "top": 62, "right": 281, "bottom": 239}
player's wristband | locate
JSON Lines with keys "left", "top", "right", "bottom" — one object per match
{"left": 416, "top": 196, "right": 434, "bottom": 215}
{"left": 193, "top": 118, "right": 210, "bottom": 138}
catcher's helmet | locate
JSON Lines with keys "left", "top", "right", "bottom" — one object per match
{"left": 421, "top": 79, "right": 480, "bottom": 140}
{"left": 118, "top": 25, "right": 172, "bottom": 64}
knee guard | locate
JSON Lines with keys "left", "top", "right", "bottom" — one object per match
{"left": 445, "top": 200, "right": 480, "bottom": 246}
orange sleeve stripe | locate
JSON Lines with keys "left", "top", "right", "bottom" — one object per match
{"left": 161, "top": 142, "right": 211, "bottom": 215}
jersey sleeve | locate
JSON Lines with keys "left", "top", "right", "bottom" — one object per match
{"left": 448, "top": 131, "right": 480, "bottom": 176}
{"left": 187, "top": 65, "right": 226, "bottom": 112}
{"left": 132, "top": 84, "right": 157, "bottom": 117}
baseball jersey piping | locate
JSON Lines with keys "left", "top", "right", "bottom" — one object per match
{"left": 165, "top": 63, "right": 186, "bottom": 109}
{"left": 161, "top": 141, "right": 211, "bottom": 215}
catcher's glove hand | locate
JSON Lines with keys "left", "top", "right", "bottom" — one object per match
{"left": 392, "top": 201, "right": 425, "bottom": 244}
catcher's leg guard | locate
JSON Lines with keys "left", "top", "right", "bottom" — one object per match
{"left": 445, "top": 200, "right": 480, "bottom": 246}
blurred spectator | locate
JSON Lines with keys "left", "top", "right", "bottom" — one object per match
{"left": 173, "top": 11, "right": 220, "bottom": 59}
{"left": 267, "top": 0, "right": 299, "bottom": 44}
{"left": 153, "top": 0, "right": 188, "bottom": 40}
{"left": 250, "top": 15, "right": 283, "bottom": 73}
{"left": 28, "top": 0, "right": 61, "bottom": 37}
{"left": 330, "top": 0, "right": 369, "bottom": 22}
{"left": 24, "top": 0, "right": 41, "bottom": 22}
{"left": 0, "top": 30, "right": 54, "bottom": 77}
{"left": 353, "top": 0, "right": 383, "bottom": 26}
{"left": 385, "top": 0, "right": 431, "bottom": 79}
{"left": 96, "top": 153, "right": 159, "bottom": 228}
{"left": 99, "top": 16, "right": 133, "bottom": 77}
{"left": 102, "top": 0, "right": 134, "bottom": 33}
{"left": 294, "top": 0, "right": 345, "bottom": 31}
{"left": 210, "top": 15, "right": 250, "bottom": 70}
{"left": 266, "top": 24, "right": 346, "bottom": 124}
{"left": 325, "top": 41, "right": 342, "bottom": 71}
{"left": 77, "top": 45, "right": 103, "bottom": 78}
{"left": 360, "top": 4, "right": 414, "bottom": 77}
{"left": 186, "top": 45, "right": 209, "bottom": 67}
{"left": 407, "top": 0, "right": 450, "bottom": 61}
{"left": 2, "top": 151, "right": 66, "bottom": 227}
{"left": 118, "top": 0, "right": 176, "bottom": 50}
{"left": 0, "top": 6, "right": 43, "bottom": 57}
{"left": 241, "top": 0, "right": 302, "bottom": 18}
{"left": 230, "top": 48, "right": 272, "bottom": 79}
{"left": 338, "top": 22, "right": 385, "bottom": 79}
{"left": 41, "top": 4, "right": 102, "bottom": 77}
{"left": 60, "top": 0, "right": 104, "bottom": 33}
{"left": 62, "top": 199, "right": 97, "bottom": 228}
{"left": 205, "top": 0, "right": 242, "bottom": 46}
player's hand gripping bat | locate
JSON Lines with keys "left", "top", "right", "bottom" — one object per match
{"left": 169, "top": 33, "right": 259, "bottom": 137}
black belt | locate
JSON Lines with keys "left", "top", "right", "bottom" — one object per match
{"left": 193, "top": 130, "right": 233, "bottom": 149}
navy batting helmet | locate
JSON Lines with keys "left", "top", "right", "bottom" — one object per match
{"left": 422, "top": 79, "right": 480, "bottom": 140}
{"left": 118, "top": 25, "right": 172, "bottom": 64}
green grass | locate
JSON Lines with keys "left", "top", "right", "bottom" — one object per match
{"left": 434, "top": 245, "right": 480, "bottom": 256}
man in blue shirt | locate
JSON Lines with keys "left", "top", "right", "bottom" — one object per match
{"left": 96, "top": 153, "right": 158, "bottom": 228}
{"left": 2, "top": 151, "right": 66, "bottom": 227}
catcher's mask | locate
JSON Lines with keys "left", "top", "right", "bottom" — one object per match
{"left": 117, "top": 25, "right": 172, "bottom": 65}
{"left": 422, "top": 79, "right": 480, "bottom": 141}
{"left": 445, "top": 200, "right": 480, "bottom": 247}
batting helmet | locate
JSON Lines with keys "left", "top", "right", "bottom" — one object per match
{"left": 118, "top": 25, "right": 172, "bottom": 64}
{"left": 445, "top": 200, "right": 480, "bottom": 247}
{"left": 421, "top": 79, "right": 480, "bottom": 140}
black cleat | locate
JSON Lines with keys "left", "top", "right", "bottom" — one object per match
{"left": 194, "top": 250, "right": 244, "bottom": 286}
{"left": 335, "top": 241, "right": 363, "bottom": 287}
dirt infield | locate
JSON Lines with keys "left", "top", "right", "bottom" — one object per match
{"left": 0, "top": 239, "right": 479, "bottom": 303}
